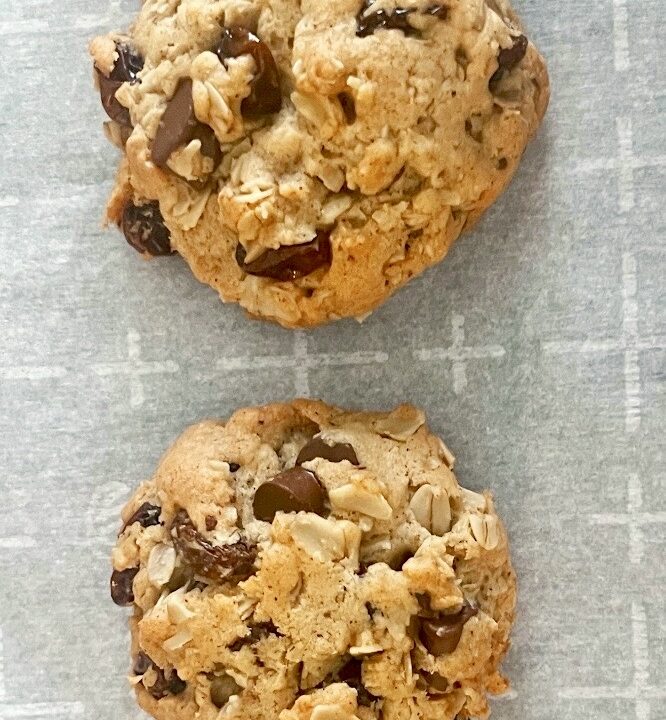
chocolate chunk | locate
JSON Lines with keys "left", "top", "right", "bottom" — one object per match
{"left": 122, "top": 502, "right": 162, "bottom": 532}
{"left": 96, "top": 42, "right": 143, "bottom": 126}
{"left": 215, "top": 27, "right": 282, "bottom": 118}
{"left": 210, "top": 674, "right": 242, "bottom": 708}
{"left": 171, "top": 509, "right": 257, "bottom": 584}
{"left": 235, "top": 231, "right": 332, "bottom": 281}
{"left": 356, "top": 1, "right": 416, "bottom": 37}
{"left": 110, "top": 567, "right": 139, "bottom": 606}
{"left": 253, "top": 467, "right": 326, "bottom": 522}
{"left": 121, "top": 201, "right": 173, "bottom": 256}
{"left": 337, "top": 658, "right": 379, "bottom": 706}
{"left": 419, "top": 671, "right": 449, "bottom": 694}
{"left": 229, "top": 621, "right": 279, "bottom": 651}
{"left": 419, "top": 604, "right": 478, "bottom": 656}
{"left": 296, "top": 436, "right": 359, "bottom": 466}
{"left": 147, "top": 664, "right": 187, "bottom": 700}
{"left": 133, "top": 652, "right": 152, "bottom": 676}
{"left": 489, "top": 34, "right": 528, "bottom": 90}
{"left": 151, "top": 78, "right": 220, "bottom": 169}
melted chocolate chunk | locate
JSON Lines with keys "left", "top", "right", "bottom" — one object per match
{"left": 215, "top": 27, "right": 282, "bottom": 118}
{"left": 489, "top": 34, "right": 528, "bottom": 90}
{"left": 229, "top": 622, "right": 279, "bottom": 651}
{"left": 419, "top": 603, "right": 478, "bottom": 656}
{"left": 147, "top": 662, "right": 187, "bottom": 699}
{"left": 235, "top": 231, "right": 332, "bottom": 281}
{"left": 253, "top": 467, "right": 326, "bottom": 522}
{"left": 296, "top": 436, "right": 359, "bottom": 466}
{"left": 356, "top": 2, "right": 448, "bottom": 37}
{"left": 151, "top": 78, "right": 220, "bottom": 169}
{"left": 97, "top": 42, "right": 143, "bottom": 126}
{"left": 171, "top": 509, "right": 257, "bottom": 584}
{"left": 210, "top": 674, "right": 242, "bottom": 708}
{"left": 122, "top": 502, "right": 162, "bottom": 532}
{"left": 337, "top": 658, "right": 379, "bottom": 706}
{"left": 121, "top": 201, "right": 173, "bottom": 256}
{"left": 110, "top": 567, "right": 139, "bottom": 606}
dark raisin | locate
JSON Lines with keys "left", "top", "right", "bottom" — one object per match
{"left": 110, "top": 567, "right": 139, "bottom": 606}
{"left": 215, "top": 27, "right": 281, "bottom": 118}
{"left": 171, "top": 509, "right": 257, "bottom": 584}
{"left": 235, "top": 230, "right": 332, "bottom": 281}
{"left": 205, "top": 515, "right": 218, "bottom": 531}
{"left": 121, "top": 201, "right": 173, "bottom": 256}
{"left": 96, "top": 42, "right": 143, "bottom": 126}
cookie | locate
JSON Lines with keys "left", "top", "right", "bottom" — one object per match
{"left": 111, "top": 400, "right": 516, "bottom": 720}
{"left": 89, "top": 0, "right": 549, "bottom": 328}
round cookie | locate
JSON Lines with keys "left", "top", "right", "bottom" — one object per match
{"left": 89, "top": 0, "right": 549, "bottom": 328}
{"left": 110, "top": 400, "right": 516, "bottom": 720}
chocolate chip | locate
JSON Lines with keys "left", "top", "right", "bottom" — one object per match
{"left": 235, "top": 231, "right": 332, "bottom": 281}
{"left": 253, "top": 467, "right": 326, "bottom": 522}
{"left": 205, "top": 515, "right": 218, "bottom": 531}
{"left": 489, "top": 34, "right": 528, "bottom": 90}
{"left": 215, "top": 27, "right": 282, "bottom": 118}
{"left": 96, "top": 42, "right": 143, "bottom": 126}
{"left": 229, "top": 621, "right": 279, "bottom": 651}
{"left": 419, "top": 604, "right": 478, "bottom": 656}
{"left": 121, "top": 201, "right": 173, "bottom": 256}
{"left": 210, "top": 674, "right": 242, "bottom": 707}
{"left": 110, "top": 567, "right": 139, "bottom": 606}
{"left": 133, "top": 652, "right": 152, "bottom": 676}
{"left": 171, "top": 509, "right": 257, "bottom": 584}
{"left": 228, "top": 462, "right": 241, "bottom": 472}
{"left": 337, "top": 658, "right": 379, "bottom": 706}
{"left": 419, "top": 671, "right": 449, "bottom": 694}
{"left": 296, "top": 436, "right": 359, "bottom": 466}
{"left": 151, "top": 78, "right": 220, "bottom": 169}
{"left": 122, "top": 502, "right": 162, "bottom": 532}
{"left": 147, "top": 664, "right": 187, "bottom": 699}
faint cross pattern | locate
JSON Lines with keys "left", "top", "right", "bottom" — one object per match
{"left": 92, "top": 329, "right": 179, "bottom": 408}
{"left": 0, "top": 702, "right": 85, "bottom": 719}
{"left": 559, "top": 601, "right": 664, "bottom": 719}
{"left": 414, "top": 314, "right": 505, "bottom": 395}
{"left": 543, "top": 252, "right": 664, "bottom": 433}
{"left": 218, "top": 332, "right": 389, "bottom": 397}
{"left": 85, "top": 480, "right": 132, "bottom": 560}
{"left": 575, "top": 117, "right": 666, "bottom": 213}
{"left": 588, "top": 473, "right": 666, "bottom": 565}
{"left": 0, "top": 367, "right": 66, "bottom": 381}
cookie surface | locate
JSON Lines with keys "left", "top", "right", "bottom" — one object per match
{"left": 111, "top": 401, "right": 516, "bottom": 720}
{"left": 90, "top": 0, "right": 549, "bottom": 327}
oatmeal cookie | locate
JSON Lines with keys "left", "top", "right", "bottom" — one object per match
{"left": 110, "top": 400, "right": 516, "bottom": 720}
{"left": 90, "top": 0, "right": 549, "bottom": 327}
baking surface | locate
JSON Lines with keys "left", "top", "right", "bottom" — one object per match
{"left": 0, "top": 1, "right": 664, "bottom": 719}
